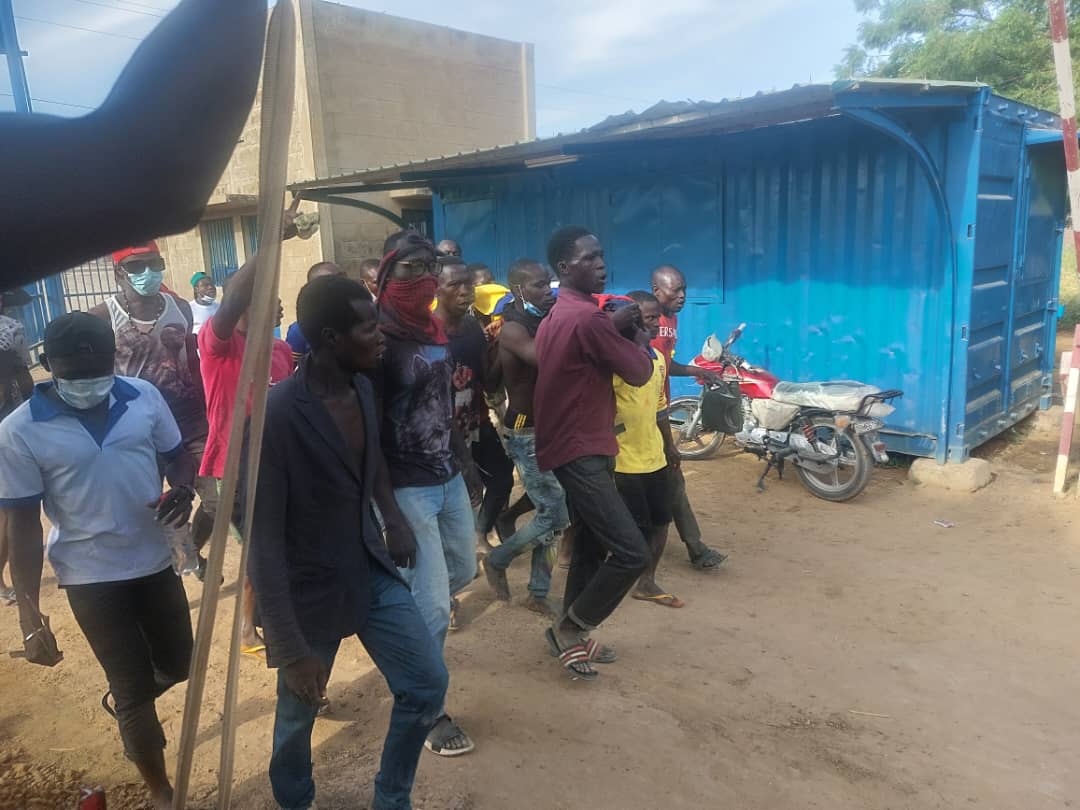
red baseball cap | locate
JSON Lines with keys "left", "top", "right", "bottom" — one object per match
{"left": 112, "top": 241, "right": 161, "bottom": 266}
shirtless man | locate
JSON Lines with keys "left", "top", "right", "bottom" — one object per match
{"left": 482, "top": 259, "right": 569, "bottom": 616}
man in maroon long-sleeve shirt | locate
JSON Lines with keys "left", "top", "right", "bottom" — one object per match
{"left": 534, "top": 225, "right": 654, "bottom": 682}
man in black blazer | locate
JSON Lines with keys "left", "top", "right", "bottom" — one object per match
{"left": 247, "top": 275, "right": 446, "bottom": 810}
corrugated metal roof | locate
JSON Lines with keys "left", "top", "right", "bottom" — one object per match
{"left": 289, "top": 79, "right": 1055, "bottom": 193}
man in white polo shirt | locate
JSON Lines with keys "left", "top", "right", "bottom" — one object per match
{"left": 0, "top": 312, "right": 197, "bottom": 810}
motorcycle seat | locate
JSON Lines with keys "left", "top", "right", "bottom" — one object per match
{"left": 770, "top": 380, "right": 883, "bottom": 412}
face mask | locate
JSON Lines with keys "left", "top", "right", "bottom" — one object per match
{"left": 196, "top": 292, "right": 216, "bottom": 305}
{"left": 516, "top": 286, "right": 549, "bottom": 318}
{"left": 55, "top": 375, "right": 114, "bottom": 410}
{"left": 127, "top": 269, "right": 164, "bottom": 297}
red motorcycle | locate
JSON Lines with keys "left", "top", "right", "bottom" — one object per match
{"left": 667, "top": 323, "right": 902, "bottom": 502}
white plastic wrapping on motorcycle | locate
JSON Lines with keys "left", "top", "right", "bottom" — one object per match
{"left": 770, "top": 380, "right": 886, "bottom": 412}
{"left": 700, "top": 334, "right": 725, "bottom": 362}
{"left": 750, "top": 398, "right": 801, "bottom": 429}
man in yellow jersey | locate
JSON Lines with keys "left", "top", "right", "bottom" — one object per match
{"left": 614, "top": 290, "right": 685, "bottom": 609}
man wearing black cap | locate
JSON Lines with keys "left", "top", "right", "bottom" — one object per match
{"left": 0, "top": 312, "right": 197, "bottom": 810}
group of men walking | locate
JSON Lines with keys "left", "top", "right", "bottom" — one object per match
{"left": 0, "top": 217, "right": 726, "bottom": 810}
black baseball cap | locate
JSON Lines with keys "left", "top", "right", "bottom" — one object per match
{"left": 43, "top": 312, "right": 116, "bottom": 359}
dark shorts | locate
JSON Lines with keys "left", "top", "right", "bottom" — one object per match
{"left": 614, "top": 466, "right": 674, "bottom": 529}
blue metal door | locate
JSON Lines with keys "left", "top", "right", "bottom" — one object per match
{"left": 441, "top": 198, "right": 497, "bottom": 272}
{"left": 965, "top": 112, "right": 1063, "bottom": 450}
{"left": 202, "top": 218, "right": 239, "bottom": 286}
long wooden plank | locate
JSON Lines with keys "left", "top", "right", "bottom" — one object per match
{"left": 171, "top": 3, "right": 296, "bottom": 806}
{"left": 1053, "top": 325, "right": 1080, "bottom": 496}
{"left": 218, "top": 2, "right": 297, "bottom": 806}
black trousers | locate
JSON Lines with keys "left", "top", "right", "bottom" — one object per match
{"left": 671, "top": 468, "right": 707, "bottom": 557}
{"left": 66, "top": 566, "right": 193, "bottom": 759}
{"left": 472, "top": 420, "right": 516, "bottom": 535}
{"left": 554, "top": 455, "right": 650, "bottom": 628}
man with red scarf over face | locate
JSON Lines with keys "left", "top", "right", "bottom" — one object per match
{"left": 371, "top": 230, "right": 481, "bottom": 757}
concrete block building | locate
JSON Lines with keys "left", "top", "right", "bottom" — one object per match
{"left": 157, "top": 0, "right": 535, "bottom": 321}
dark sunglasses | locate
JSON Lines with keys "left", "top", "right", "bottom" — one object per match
{"left": 121, "top": 258, "right": 166, "bottom": 275}
{"left": 396, "top": 258, "right": 438, "bottom": 276}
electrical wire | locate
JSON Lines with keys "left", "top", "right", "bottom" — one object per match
{"left": 63, "top": 0, "right": 166, "bottom": 18}
{"left": 0, "top": 90, "right": 96, "bottom": 110}
{"left": 15, "top": 14, "right": 146, "bottom": 41}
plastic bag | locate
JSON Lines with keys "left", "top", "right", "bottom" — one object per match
{"left": 750, "top": 398, "right": 800, "bottom": 429}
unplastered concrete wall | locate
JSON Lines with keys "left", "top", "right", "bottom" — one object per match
{"left": 307, "top": 0, "right": 535, "bottom": 262}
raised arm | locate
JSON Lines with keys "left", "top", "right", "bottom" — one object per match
{"left": 211, "top": 201, "right": 300, "bottom": 340}
{"left": 0, "top": 0, "right": 266, "bottom": 289}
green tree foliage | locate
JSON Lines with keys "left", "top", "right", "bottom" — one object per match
{"left": 837, "top": 0, "right": 1080, "bottom": 110}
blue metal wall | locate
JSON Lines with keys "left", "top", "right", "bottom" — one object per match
{"left": 434, "top": 101, "right": 1065, "bottom": 461}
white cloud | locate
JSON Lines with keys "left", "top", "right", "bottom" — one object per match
{"left": 555, "top": 0, "right": 802, "bottom": 75}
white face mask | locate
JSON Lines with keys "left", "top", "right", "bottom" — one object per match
{"left": 196, "top": 291, "right": 217, "bottom": 305}
{"left": 55, "top": 375, "right": 114, "bottom": 410}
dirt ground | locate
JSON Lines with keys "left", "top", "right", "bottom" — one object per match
{"left": 1, "top": 401, "right": 1079, "bottom": 809}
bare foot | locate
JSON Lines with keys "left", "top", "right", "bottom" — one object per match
{"left": 483, "top": 559, "right": 510, "bottom": 601}
{"left": 524, "top": 595, "right": 558, "bottom": 618}
{"left": 631, "top": 583, "right": 685, "bottom": 608}
{"left": 240, "top": 626, "right": 265, "bottom": 652}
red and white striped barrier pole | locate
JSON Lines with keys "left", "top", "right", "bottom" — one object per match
{"left": 1049, "top": 0, "right": 1080, "bottom": 285}
{"left": 1053, "top": 325, "right": 1080, "bottom": 495}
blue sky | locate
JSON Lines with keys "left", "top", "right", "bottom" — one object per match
{"left": 3, "top": 0, "right": 864, "bottom": 137}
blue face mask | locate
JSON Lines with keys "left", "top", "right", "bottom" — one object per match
{"left": 55, "top": 375, "right": 114, "bottom": 410}
{"left": 522, "top": 300, "right": 546, "bottom": 317}
{"left": 128, "top": 269, "right": 164, "bottom": 297}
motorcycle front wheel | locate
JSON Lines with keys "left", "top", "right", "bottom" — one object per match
{"left": 794, "top": 417, "right": 872, "bottom": 502}
{"left": 668, "top": 396, "right": 725, "bottom": 460}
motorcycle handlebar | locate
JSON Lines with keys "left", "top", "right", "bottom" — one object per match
{"left": 723, "top": 322, "right": 747, "bottom": 350}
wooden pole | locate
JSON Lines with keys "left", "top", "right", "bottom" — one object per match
{"left": 218, "top": 3, "right": 297, "bottom": 806}
{"left": 171, "top": 3, "right": 296, "bottom": 806}
{"left": 1048, "top": 0, "right": 1080, "bottom": 285}
{"left": 1054, "top": 326, "right": 1080, "bottom": 495}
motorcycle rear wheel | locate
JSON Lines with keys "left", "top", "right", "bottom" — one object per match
{"left": 668, "top": 396, "right": 725, "bottom": 460}
{"left": 794, "top": 417, "right": 873, "bottom": 502}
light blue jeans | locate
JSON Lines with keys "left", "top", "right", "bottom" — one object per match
{"left": 393, "top": 473, "right": 477, "bottom": 649}
{"left": 487, "top": 430, "right": 568, "bottom": 598}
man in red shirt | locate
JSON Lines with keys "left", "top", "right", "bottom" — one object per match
{"left": 198, "top": 230, "right": 296, "bottom": 654}
{"left": 652, "top": 265, "right": 728, "bottom": 570}
{"left": 535, "top": 225, "right": 653, "bottom": 682}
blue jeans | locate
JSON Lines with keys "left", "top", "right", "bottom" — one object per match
{"left": 393, "top": 473, "right": 477, "bottom": 648}
{"left": 487, "top": 430, "right": 569, "bottom": 598}
{"left": 269, "top": 566, "right": 448, "bottom": 810}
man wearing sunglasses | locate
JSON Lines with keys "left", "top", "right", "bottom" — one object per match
{"left": 91, "top": 243, "right": 217, "bottom": 586}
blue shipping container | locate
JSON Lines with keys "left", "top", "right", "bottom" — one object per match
{"left": 294, "top": 81, "right": 1069, "bottom": 462}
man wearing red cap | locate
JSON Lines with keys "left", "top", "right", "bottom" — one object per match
{"left": 91, "top": 242, "right": 218, "bottom": 582}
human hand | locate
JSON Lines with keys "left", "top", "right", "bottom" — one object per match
{"left": 282, "top": 195, "right": 302, "bottom": 240}
{"left": 699, "top": 370, "right": 723, "bottom": 387}
{"left": 385, "top": 520, "right": 418, "bottom": 569}
{"left": 149, "top": 486, "right": 195, "bottom": 528}
{"left": 610, "top": 303, "right": 641, "bottom": 335}
{"left": 283, "top": 654, "right": 329, "bottom": 709}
